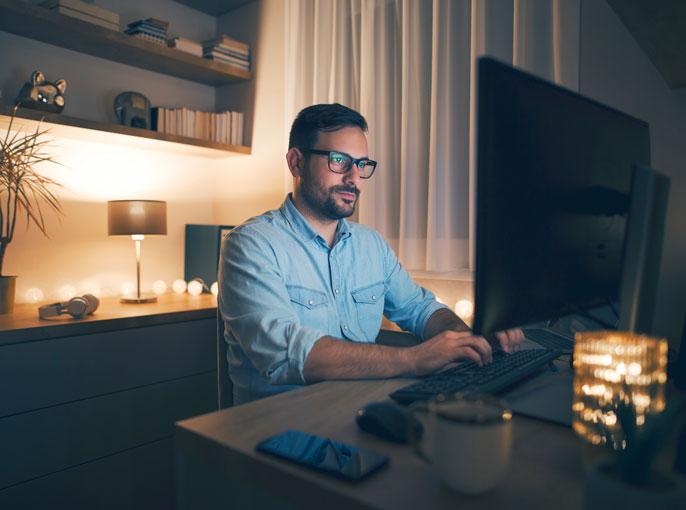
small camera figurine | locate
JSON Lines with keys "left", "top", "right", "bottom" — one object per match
{"left": 113, "top": 91, "right": 151, "bottom": 129}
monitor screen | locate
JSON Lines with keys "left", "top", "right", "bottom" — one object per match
{"left": 472, "top": 57, "right": 651, "bottom": 336}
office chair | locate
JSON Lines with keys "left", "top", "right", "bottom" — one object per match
{"left": 217, "top": 310, "right": 233, "bottom": 409}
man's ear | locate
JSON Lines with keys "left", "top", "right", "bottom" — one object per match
{"left": 286, "top": 147, "right": 304, "bottom": 178}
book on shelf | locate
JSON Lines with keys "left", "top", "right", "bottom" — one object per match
{"left": 202, "top": 34, "right": 249, "bottom": 55}
{"left": 127, "top": 32, "right": 166, "bottom": 45}
{"left": 39, "top": 0, "right": 120, "bottom": 24}
{"left": 204, "top": 54, "right": 250, "bottom": 70}
{"left": 151, "top": 107, "right": 243, "bottom": 146}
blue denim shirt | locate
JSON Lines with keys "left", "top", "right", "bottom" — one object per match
{"left": 218, "top": 195, "right": 446, "bottom": 405}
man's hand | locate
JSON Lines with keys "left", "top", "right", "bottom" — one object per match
{"left": 494, "top": 328, "right": 525, "bottom": 353}
{"left": 410, "top": 330, "right": 493, "bottom": 376}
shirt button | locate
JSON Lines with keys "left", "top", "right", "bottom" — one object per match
{"left": 308, "top": 299, "right": 313, "bottom": 305}
{"left": 343, "top": 325, "right": 348, "bottom": 331}
{"left": 335, "top": 289, "right": 340, "bottom": 294}
{"left": 372, "top": 295, "right": 376, "bottom": 300}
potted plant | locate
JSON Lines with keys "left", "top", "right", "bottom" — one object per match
{"left": 0, "top": 105, "right": 63, "bottom": 313}
{"left": 584, "top": 391, "right": 686, "bottom": 509}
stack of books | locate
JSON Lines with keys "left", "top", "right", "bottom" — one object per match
{"left": 40, "top": 0, "right": 119, "bottom": 31}
{"left": 151, "top": 107, "right": 244, "bottom": 146}
{"left": 168, "top": 37, "right": 203, "bottom": 57}
{"left": 125, "top": 18, "right": 169, "bottom": 45}
{"left": 202, "top": 35, "right": 250, "bottom": 71}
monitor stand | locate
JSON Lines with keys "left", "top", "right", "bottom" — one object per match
{"left": 503, "top": 362, "right": 574, "bottom": 426}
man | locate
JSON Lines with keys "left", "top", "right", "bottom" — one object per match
{"left": 218, "top": 103, "right": 523, "bottom": 405}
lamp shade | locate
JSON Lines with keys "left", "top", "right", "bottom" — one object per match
{"left": 107, "top": 200, "right": 167, "bottom": 235}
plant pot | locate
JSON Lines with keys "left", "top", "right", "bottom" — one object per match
{"left": 0, "top": 275, "right": 17, "bottom": 314}
{"left": 584, "top": 461, "right": 686, "bottom": 509}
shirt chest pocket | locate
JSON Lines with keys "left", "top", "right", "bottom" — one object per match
{"left": 286, "top": 284, "right": 329, "bottom": 327}
{"left": 351, "top": 281, "right": 386, "bottom": 341}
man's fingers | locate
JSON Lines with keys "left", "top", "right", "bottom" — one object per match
{"left": 455, "top": 345, "right": 485, "bottom": 367}
{"left": 455, "top": 334, "right": 492, "bottom": 364}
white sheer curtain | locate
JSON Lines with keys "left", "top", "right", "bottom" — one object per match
{"left": 284, "top": 0, "right": 580, "bottom": 275}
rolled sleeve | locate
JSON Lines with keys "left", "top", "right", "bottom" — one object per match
{"left": 379, "top": 236, "right": 449, "bottom": 338}
{"left": 218, "top": 227, "right": 323, "bottom": 386}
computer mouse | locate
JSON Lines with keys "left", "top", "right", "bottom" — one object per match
{"left": 355, "top": 401, "right": 424, "bottom": 444}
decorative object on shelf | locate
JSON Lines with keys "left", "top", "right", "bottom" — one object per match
{"left": 38, "top": 293, "right": 99, "bottom": 319}
{"left": 124, "top": 17, "right": 169, "bottom": 45}
{"left": 187, "top": 277, "right": 209, "bottom": 296}
{"left": 0, "top": 105, "right": 63, "bottom": 314}
{"left": 168, "top": 36, "right": 202, "bottom": 57}
{"left": 107, "top": 200, "right": 167, "bottom": 304}
{"left": 39, "top": 0, "right": 120, "bottom": 31}
{"left": 572, "top": 331, "right": 686, "bottom": 509}
{"left": 114, "top": 91, "right": 151, "bottom": 129}
{"left": 152, "top": 280, "right": 167, "bottom": 295}
{"left": 15, "top": 70, "right": 67, "bottom": 114}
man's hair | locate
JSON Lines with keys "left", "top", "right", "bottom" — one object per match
{"left": 288, "top": 103, "right": 368, "bottom": 150}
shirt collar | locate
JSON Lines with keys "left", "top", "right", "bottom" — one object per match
{"left": 280, "top": 194, "right": 353, "bottom": 244}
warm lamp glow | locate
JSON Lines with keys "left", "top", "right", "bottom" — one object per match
{"left": 454, "top": 299, "right": 474, "bottom": 321}
{"left": 121, "top": 282, "right": 135, "bottom": 296}
{"left": 25, "top": 288, "right": 44, "bottom": 303}
{"left": 211, "top": 281, "right": 219, "bottom": 296}
{"left": 187, "top": 280, "right": 203, "bottom": 296}
{"left": 572, "top": 331, "right": 668, "bottom": 450}
{"left": 152, "top": 280, "right": 167, "bottom": 295}
{"left": 172, "top": 279, "right": 187, "bottom": 294}
{"left": 58, "top": 285, "right": 76, "bottom": 301}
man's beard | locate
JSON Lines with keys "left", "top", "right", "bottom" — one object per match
{"left": 300, "top": 171, "right": 359, "bottom": 220}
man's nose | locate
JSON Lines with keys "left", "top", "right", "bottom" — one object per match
{"left": 342, "top": 163, "right": 363, "bottom": 187}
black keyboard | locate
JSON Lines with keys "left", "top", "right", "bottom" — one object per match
{"left": 389, "top": 349, "right": 560, "bottom": 405}
{"left": 523, "top": 328, "right": 574, "bottom": 352}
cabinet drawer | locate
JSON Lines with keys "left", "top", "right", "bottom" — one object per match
{"left": 0, "top": 318, "right": 215, "bottom": 417}
{"left": 0, "top": 438, "right": 175, "bottom": 510}
{"left": 0, "top": 371, "right": 216, "bottom": 489}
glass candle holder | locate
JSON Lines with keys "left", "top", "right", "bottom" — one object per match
{"left": 572, "top": 331, "right": 668, "bottom": 449}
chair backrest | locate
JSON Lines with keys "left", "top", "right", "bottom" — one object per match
{"left": 216, "top": 309, "right": 233, "bottom": 409}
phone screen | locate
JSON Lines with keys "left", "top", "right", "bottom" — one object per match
{"left": 255, "top": 429, "right": 389, "bottom": 481}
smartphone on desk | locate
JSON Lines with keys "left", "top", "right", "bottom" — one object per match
{"left": 255, "top": 429, "right": 389, "bottom": 481}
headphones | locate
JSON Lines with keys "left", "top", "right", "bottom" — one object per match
{"left": 39, "top": 294, "right": 100, "bottom": 320}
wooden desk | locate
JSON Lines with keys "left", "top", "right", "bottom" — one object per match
{"left": 176, "top": 379, "right": 586, "bottom": 509}
{"left": 0, "top": 293, "right": 218, "bottom": 510}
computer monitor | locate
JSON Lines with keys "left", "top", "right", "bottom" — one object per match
{"left": 472, "top": 57, "right": 653, "bottom": 336}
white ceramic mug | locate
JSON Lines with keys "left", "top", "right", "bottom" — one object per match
{"left": 409, "top": 393, "right": 512, "bottom": 494}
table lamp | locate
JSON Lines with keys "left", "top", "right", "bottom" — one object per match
{"left": 108, "top": 200, "right": 167, "bottom": 303}
{"left": 572, "top": 331, "right": 668, "bottom": 449}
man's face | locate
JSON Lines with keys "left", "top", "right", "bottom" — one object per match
{"left": 299, "top": 126, "right": 369, "bottom": 220}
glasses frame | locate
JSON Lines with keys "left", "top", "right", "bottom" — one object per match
{"left": 301, "top": 148, "right": 378, "bottom": 179}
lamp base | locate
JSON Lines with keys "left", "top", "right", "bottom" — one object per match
{"left": 120, "top": 295, "right": 158, "bottom": 304}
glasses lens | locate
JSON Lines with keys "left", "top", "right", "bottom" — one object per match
{"left": 328, "top": 152, "right": 352, "bottom": 173}
{"left": 357, "top": 160, "right": 376, "bottom": 178}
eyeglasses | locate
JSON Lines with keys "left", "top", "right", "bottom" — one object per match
{"left": 301, "top": 149, "right": 378, "bottom": 179}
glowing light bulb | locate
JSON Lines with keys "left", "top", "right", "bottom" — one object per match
{"left": 121, "top": 282, "right": 135, "bottom": 296}
{"left": 25, "top": 287, "right": 44, "bottom": 303}
{"left": 58, "top": 285, "right": 77, "bottom": 301}
{"left": 172, "top": 279, "right": 187, "bottom": 294}
{"left": 454, "top": 299, "right": 474, "bottom": 320}
{"left": 187, "top": 280, "right": 203, "bottom": 296}
{"left": 211, "top": 282, "right": 219, "bottom": 296}
{"left": 152, "top": 280, "right": 167, "bottom": 295}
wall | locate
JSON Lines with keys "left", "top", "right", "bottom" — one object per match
{"left": 213, "top": 0, "right": 289, "bottom": 224}
{"left": 579, "top": 0, "right": 686, "bottom": 343}
{"left": 0, "top": 0, "right": 286, "bottom": 303}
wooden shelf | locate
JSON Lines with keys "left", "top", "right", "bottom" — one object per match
{"left": 1, "top": 106, "right": 251, "bottom": 156}
{"left": 0, "top": 0, "right": 251, "bottom": 86}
